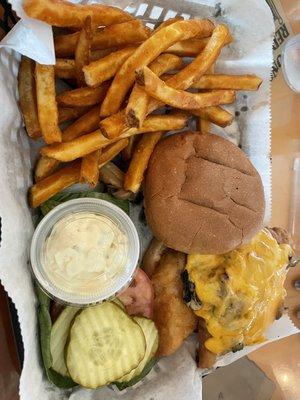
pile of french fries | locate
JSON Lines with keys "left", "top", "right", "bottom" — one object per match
{"left": 19, "top": 0, "right": 263, "bottom": 208}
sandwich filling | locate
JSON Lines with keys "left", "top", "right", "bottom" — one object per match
{"left": 186, "top": 229, "right": 292, "bottom": 355}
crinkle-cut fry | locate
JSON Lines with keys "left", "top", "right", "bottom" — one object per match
{"left": 35, "top": 156, "right": 60, "bottom": 182}
{"left": 58, "top": 106, "right": 92, "bottom": 124}
{"left": 80, "top": 150, "right": 100, "bottom": 187}
{"left": 192, "top": 74, "right": 263, "bottom": 90}
{"left": 192, "top": 106, "right": 234, "bottom": 127}
{"left": 29, "top": 160, "right": 81, "bottom": 208}
{"left": 62, "top": 105, "right": 100, "bottom": 142}
{"left": 35, "top": 63, "right": 62, "bottom": 144}
{"left": 83, "top": 46, "right": 137, "bottom": 88}
{"left": 100, "top": 162, "right": 124, "bottom": 189}
{"left": 124, "top": 131, "right": 163, "bottom": 193}
{"left": 98, "top": 139, "right": 129, "bottom": 168}
{"left": 55, "top": 58, "right": 76, "bottom": 79}
{"left": 198, "top": 319, "right": 217, "bottom": 369}
{"left": 126, "top": 53, "right": 184, "bottom": 128}
{"left": 75, "top": 16, "right": 92, "bottom": 87}
{"left": 100, "top": 19, "right": 215, "bottom": 117}
{"left": 122, "top": 136, "right": 138, "bottom": 161}
{"left": 55, "top": 20, "right": 149, "bottom": 57}
{"left": 18, "top": 57, "right": 41, "bottom": 140}
{"left": 41, "top": 113, "right": 189, "bottom": 162}
{"left": 137, "top": 66, "right": 235, "bottom": 110}
{"left": 57, "top": 82, "right": 110, "bottom": 107}
{"left": 23, "top": 0, "right": 133, "bottom": 28}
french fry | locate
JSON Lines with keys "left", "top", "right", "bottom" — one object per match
{"left": 62, "top": 105, "right": 100, "bottom": 142}
{"left": 55, "top": 20, "right": 149, "bottom": 57}
{"left": 55, "top": 59, "right": 76, "bottom": 80}
{"left": 113, "top": 189, "right": 135, "bottom": 200}
{"left": 101, "top": 162, "right": 124, "bottom": 189}
{"left": 23, "top": 0, "right": 133, "bottom": 28}
{"left": 100, "top": 24, "right": 230, "bottom": 139}
{"left": 83, "top": 46, "right": 137, "bottom": 87}
{"left": 75, "top": 16, "right": 92, "bottom": 87}
{"left": 147, "top": 24, "right": 231, "bottom": 113}
{"left": 29, "top": 161, "right": 81, "bottom": 208}
{"left": 142, "top": 237, "right": 167, "bottom": 278}
{"left": 18, "top": 57, "right": 41, "bottom": 139}
{"left": 57, "top": 82, "right": 110, "bottom": 107}
{"left": 193, "top": 106, "right": 234, "bottom": 127}
{"left": 197, "top": 65, "right": 214, "bottom": 131}
{"left": 122, "top": 136, "right": 138, "bottom": 161}
{"left": 124, "top": 131, "right": 163, "bottom": 193}
{"left": 80, "top": 150, "right": 100, "bottom": 187}
{"left": 98, "top": 139, "right": 129, "bottom": 168}
{"left": 41, "top": 113, "right": 189, "bottom": 162}
{"left": 100, "top": 19, "right": 215, "bottom": 117}
{"left": 35, "top": 156, "right": 60, "bottom": 182}
{"left": 192, "top": 74, "right": 263, "bottom": 90}
{"left": 137, "top": 66, "right": 235, "bottom": 110}
{"left": 154, "top": 16, "right": 184, "bottom": 32}
{"left": 99, "top": 110, "right": 127, "bottom": 140}
{"left": 167, "top": 38, "right": 208, "bottom": 57}
{"left": 90, "top": 47, "right": 120, "bottom": 61}
{"left": 35, "top": 63, "right": 62, "bottom": 144}
{"left": 58, "top": 106, "right": 92, "bottom": 124}
{"left": 126, "top": 53, "right": 184, "bottom": 128}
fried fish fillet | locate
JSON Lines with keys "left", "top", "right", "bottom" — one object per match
{"left": 151, "top": 249, "right": 198, "bottom": 357}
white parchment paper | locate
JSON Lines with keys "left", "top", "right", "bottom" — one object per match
{"left": 0, "top": 1, "right": 297, "bottom": 400}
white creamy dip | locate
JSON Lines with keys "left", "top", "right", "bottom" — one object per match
{"left": 42, "top": 212, "right": 128, "bottom": 295}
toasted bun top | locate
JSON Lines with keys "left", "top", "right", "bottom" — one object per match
{"left": 144, "top": 132, "right": 265, "bottom": 254}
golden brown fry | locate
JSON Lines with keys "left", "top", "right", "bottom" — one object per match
{"left": 23, "top": 0, "right": 133, "bottom": 28}
{"left": 126, "top": 53, "right": 184, "bottom": 128}
{"left": 56, "top": 82, "right": 110, "bottom": 107}
{"left": 83, "top": 46, "right": 137, "bottom": 87}
{"left": 151, "top": 249, "right": 198, "bottom": 357}
{"left": 35, "top": 63, "right": 62, "bottom": 144}
{"left": 192, "top": 74, "right": 263, "bottom": 90}
{"left": 142, "top": 238, "right": 167, "bottom": 278}
{"left": 58, "top": 106, "right": 92, "bottom": 124}
{"left": 193, "top": 106, "right": 234, "bottom": 127}
{"left": 41, "top": 113, "right": 189, "bottom": 162}
{"left": 167, "top": 38, "right": 208, "bottom": 57}
{"left": 35, "top": 156, "right": 60, "bottom": 182}
{"left": 18, "top": 57, "right": 41, "bottom": 139}
{"left": 122, "top": 136, "right": 138, "bottom": 161}
{"left": 62, "top": 105, "right": 100, "bottom": 142}
{"left": 90, "top": 47, "right": 120, "bottom": 61}
{"left": 124, "top": 131, "right": 163, "bottom": 193}
{"left": 100, "top": 162, "right": 124, "bottom": 189}
{"left": 100, "top": 19, "right": 214, "bottom": 117}
{"left": 29, "top": 161, "right": 81, "bottom": 208}
{"left": 99, "top": 110, "right": 127, "bottom": 139}
{"left": 112, "top": 188, "right": 134, "bottom": 200}
{"left": 80, "top": 150, "right": 100, "bottom": 187}
{"left": 55, "top": 20, "right": 149, "bottom": 57}
{"left": 98, "top": 139, "right": 129, "bottom": 168}
{"left": 198, "top": 319, "right": 217, "bottom": 369}
{"left": 154, "top": 16, "right": 184, "bottom": 32}
{"left": 197, "top": 65, "right": 214, "bottom": 131}
{"left": 55, "top": 59, "right": 76, "bottom": 80}
{"left": 137, "top": 66, "right": 235, "bottom": 109}
{"left": 75, "top": 16, "right": 92, "bottom": 87}
{"left": 147, "top": 24, "right": 231, "bottom": 114}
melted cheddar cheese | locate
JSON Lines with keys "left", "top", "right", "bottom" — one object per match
{"left": 186, "top": 229, "right": 292, "bottom": 355}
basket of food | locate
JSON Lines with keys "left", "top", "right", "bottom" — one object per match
{"left": 0, "top": 0, "right": 298, "bottom": 399}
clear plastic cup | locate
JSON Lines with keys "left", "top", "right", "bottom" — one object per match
{"left": 30, "top": 198, "right": 140, "bottom": 306}
{"left": 282, "top": 34, "right": 300, "bottom": 92}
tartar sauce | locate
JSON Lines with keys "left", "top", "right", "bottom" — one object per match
{"left": 42, "top": 212, "right": 128, "bottom": 295}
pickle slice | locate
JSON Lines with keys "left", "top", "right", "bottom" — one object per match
{"left": 66, "top": 302, "right": 146, "bottom": 388}
{"left": 117, "top": 316, "right": 158, "bottom": 383}
{"left": 50, "top": 307, "right": 80, "bottom": 377}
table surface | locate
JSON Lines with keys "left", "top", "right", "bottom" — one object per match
{"left": 0, "top": 1, "right": 299, "bottom": 399}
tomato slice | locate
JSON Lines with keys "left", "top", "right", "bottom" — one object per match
{"left": 117, "top": 268, "right": 154, "bottom": 319}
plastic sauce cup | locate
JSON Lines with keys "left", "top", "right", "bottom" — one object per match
{"left": 30, "top": 198, "right": 140, "bottom": 306}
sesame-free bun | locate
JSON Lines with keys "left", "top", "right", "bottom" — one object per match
{"left": 144, "top": 132, "right": 265, "bottom": 254}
